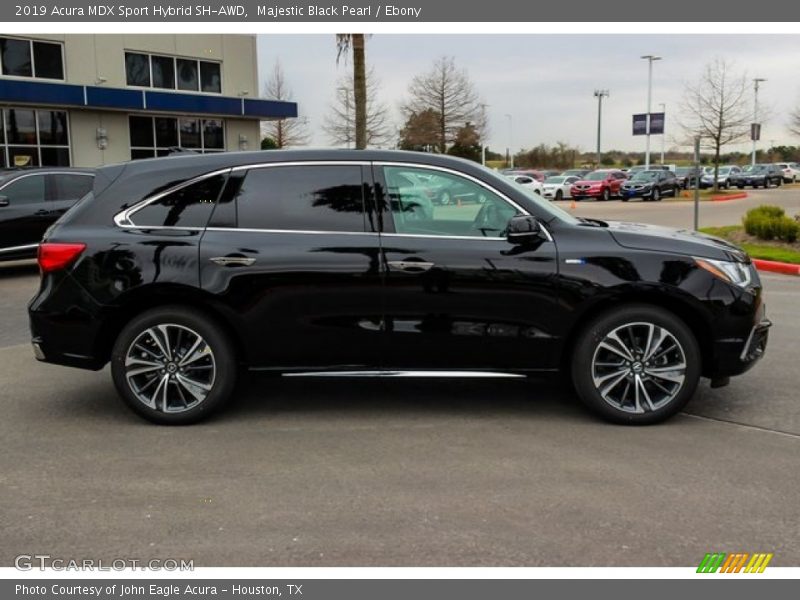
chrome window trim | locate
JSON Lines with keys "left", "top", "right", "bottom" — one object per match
{"left": 0, "top": 243, "right": 39, "bottom": 254}
{"left": 205, "top": 227, "right": 379, "bottom": 237}
{"left": 112, "top": 159, "right": 553, "bottom": 242}
{"left": 113, "top": 167, "right": 231, "bottom": 227}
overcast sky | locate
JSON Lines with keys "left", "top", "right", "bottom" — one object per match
{"left": 256, "top": 34, "right": 800, "bottom": 154}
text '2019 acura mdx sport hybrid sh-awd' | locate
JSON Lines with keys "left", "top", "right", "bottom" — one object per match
{"left": 29, "top": 151, "right": 770, "bottom": 425}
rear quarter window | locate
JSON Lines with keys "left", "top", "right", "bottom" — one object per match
{"left": 129, "top": 173, "right": 226, "bottom": 228}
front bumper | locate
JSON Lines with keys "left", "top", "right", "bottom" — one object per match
{"left": 571, "top": 187, "right": 604, "bottom": 198}
{"left": 620, "top": 187, "right": 653, "bottom": 198}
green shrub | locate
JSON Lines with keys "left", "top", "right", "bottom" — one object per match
{"left": 747, "top": 205, "right": 785, "bottom": 219}
{"left": 743, "top": 205, "right": 799, "bottom": 242}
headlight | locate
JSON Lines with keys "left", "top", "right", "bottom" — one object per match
{"left": 694, "top": 257, "right": 752, "bottom": 287}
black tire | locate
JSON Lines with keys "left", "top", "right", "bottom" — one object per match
{"left": 621, "top": 197, "right": 629, "bottom": 202}
{"left": 651, "top": 187, "right": 661, "bottom": 202}
{"left": 555, "top": 190, "right": 563, "bottom": 202}
{"left": 570, "top": 304, "right": 701, "bottom": 425}
{"left": 601, "top": 188, "right": 611, "bottom": 202}
{"left": 776, "top": 178, "right": 782, "bottom": 187}
{"left": 111, "top": 306, "right": 237, "bottom": 425}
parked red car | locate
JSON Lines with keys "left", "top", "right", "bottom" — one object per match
{"left": 570, "top": 169, "right": 628, "bottom": 201}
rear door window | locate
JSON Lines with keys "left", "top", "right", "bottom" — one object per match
{"left": 235, "top": 165, "right": 367, "bottom": 232}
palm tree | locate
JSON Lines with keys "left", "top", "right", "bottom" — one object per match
{"left": 335, "top": 34, "right": 367, "bottom": 149}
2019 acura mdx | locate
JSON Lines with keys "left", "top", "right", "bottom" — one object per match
{"left": 28, "top": 150, "right": 770, "bottom": 425}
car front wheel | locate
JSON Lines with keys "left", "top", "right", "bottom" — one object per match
{"left": 602, "top": 188, "right": 611, "bottom": 201}
{"left": 111, "top": 306, "right": 237, "bottom": 425}
{"left": 570, "top": 305, "right": 701, "bottom": 425}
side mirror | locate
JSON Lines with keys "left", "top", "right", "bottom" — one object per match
{"left": 0, "top": 195, "right": 9, "bottom": 207}
{"left": 507, "top": 215, "right": 544, "bottom": 245}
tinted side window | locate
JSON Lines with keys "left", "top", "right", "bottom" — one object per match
{"left": 1, "top": 175, "right": 45, "bottom": 205}
{"left": 131, "top": 174, "right": 225, "bottom": 227}
{"left": 236, "top": 166, "right": 366, "bottom": 232}
{"left": 54, "top": 174, "right": 93, "bottom": 201}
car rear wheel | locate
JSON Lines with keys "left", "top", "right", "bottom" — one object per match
{"left": 111, "top": 306, "right": 237, "bottom": 425}
{"left": 570, "top": 305, "right": 701, "bottom": 425}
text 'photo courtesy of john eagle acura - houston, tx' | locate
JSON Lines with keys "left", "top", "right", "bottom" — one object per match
{"left": 27, "top": 150, "right": 770, "bottom": 425}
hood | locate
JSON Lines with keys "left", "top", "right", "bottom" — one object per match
{"left": 605, "top": 221, "right": 748, "bottom": 262}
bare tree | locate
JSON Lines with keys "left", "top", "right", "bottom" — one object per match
{"left": 679, "top": 58, "right": 751, "bottom": 191}
{"left": 261, "top": 60, "right": 309, "bottom": 148}
{"left": 401, "top": 56, "right": 483, "bottom": 154}
{"left": 335, "top": 34, "right": 368, "bottom": 149}
{"left": 323, "top": 69, "right": 393, "bottom": 148}
{"left": 790, "top": 105, "right": 800, "bottom": 138}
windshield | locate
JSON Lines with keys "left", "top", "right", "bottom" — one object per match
{"left": 544, "top": 176, "right": 566, "bottom": 184}
{"left": 585, "top": 172, "right": 609, "bottom": 181}
{"left": 675, "top": 167, "right": 690, "bottom": 175}
{"left": 476, "top": 164, "right": 579, "bottom": 225}
{"left": 717, "top": 167, "right": 732, "bottom": 175}
{"left": 750, "top": 165, "right": 768, "bottom": 172}
{"left": 631, "top": 171, "right": 659, "bottom": 181}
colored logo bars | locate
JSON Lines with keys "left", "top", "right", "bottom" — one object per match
{"left": 697, "top": 552, "right": 773, "bottom": 573}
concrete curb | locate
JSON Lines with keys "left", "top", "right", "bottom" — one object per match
{"left": 711, "top": 192, "right": 748, "bottom": 202}
{"left": 753, "top": 258, "right": 800, "bottom": 276}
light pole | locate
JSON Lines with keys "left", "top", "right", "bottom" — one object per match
{"left": 480, "top": 103, "right": 489, "bottom": 166}
{"left": 593, "top": 90, "right": 609, "bottom": 167}
{"left": 659, "top": 102, "right": 666, "bottom": 164}
{"left": 505, "top": 113, "right": 513, "bottom": 169}
{"left": 641, "top": 55, "right": 662, "bottom": 169}
{"left": 752, "top": 78, "right": 766, "bottom": 166}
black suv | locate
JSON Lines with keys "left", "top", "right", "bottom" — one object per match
{"left": 619, "top": 170, "right": 679, "bottom": 201}
{"left": 0, "top": 168, "right": 94, "bottom": 261}
{"left": 730, "top": 164, "right": 783, "bottom": 189}
{"left": 28, "top": 151, "right": 770, "bottom": 425}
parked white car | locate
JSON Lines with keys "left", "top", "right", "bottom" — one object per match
{"left": 542, "top": 175, "right": 579, "bottom": 201}
{"left": 506, "top": 174, "right": 543, "bottom": 195}
{"left": 774, "top": 163, "right": 800, "bottom": 183}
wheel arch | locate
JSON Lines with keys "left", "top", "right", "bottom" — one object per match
{"left": 95, "top": 283, "right": 247, "bottom": 367}
{"left": 559, "top": 289, "right": 713, "bottom": 377}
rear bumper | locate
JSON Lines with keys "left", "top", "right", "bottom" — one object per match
{"left": 28, "top": 273, "right": 109, "bottom": 371}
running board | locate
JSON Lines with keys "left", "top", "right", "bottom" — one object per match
{"left": 281, "top": 370, "right": 528, "bottom": 378}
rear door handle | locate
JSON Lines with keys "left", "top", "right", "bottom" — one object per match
{"left": 210, "top": 256, "right": 256, "bottom": 267}
{"left": 387, "top": 260, "right": 435, "bottom": 273}
{"left": 34, "top": 209, "right": 50, "bottom": 216}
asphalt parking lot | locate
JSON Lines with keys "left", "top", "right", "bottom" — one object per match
{"left": 1, "top": 188, "right": 798, "bottom": 567}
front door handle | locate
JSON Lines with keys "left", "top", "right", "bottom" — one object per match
{"left": 387, "top": 260, "right": 435, "bottom": 273}
{"left": 210, "top": 256, "right": 256, "bottom": 267}
{"left": 34, "top": 209, "right": 50, "bottom": 216}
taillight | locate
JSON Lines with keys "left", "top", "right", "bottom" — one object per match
{"left": 37, "top": 243, "right": 86, "bottom": 273}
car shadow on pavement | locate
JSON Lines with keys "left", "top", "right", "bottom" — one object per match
{"left": 221, "top": 374, "right": 594, "bottom": 424}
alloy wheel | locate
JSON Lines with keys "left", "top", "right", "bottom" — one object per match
{"left": 124, "top": 324, "right": 216, "bottom": 413}
{"left": 591, "top": 321, "right": 686, "bottom": 414}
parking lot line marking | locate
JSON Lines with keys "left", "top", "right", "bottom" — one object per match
{"left": 681, "top": 413, "right": 800, "bottom": 440}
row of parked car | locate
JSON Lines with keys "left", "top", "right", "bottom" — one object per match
{"left": 503, "top": 161, "right": 800, "bottom": 202}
